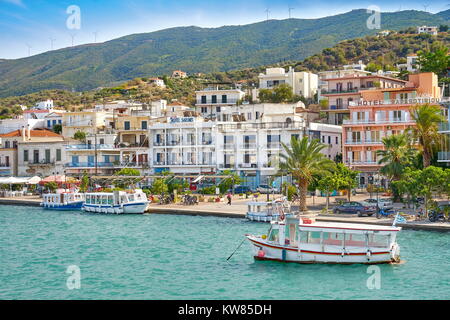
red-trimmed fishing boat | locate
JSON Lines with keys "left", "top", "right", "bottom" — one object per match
{"left": 246, "top": 216, "right": 401, "bottom": 264}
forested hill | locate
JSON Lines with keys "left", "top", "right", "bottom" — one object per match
{"left": 0, "top": 8, "right": 449, "bottom": 97}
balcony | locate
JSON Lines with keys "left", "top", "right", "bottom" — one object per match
{"left": 438, "top": 152, "right": 450, "bottom": 162}
{"left": 345, "top": 140, "right": 383, "bottom": 145}
{"left": 0, "top": 163, "right": 11, "bottom": 168}
{"left": 196, "top": 99, "right": 239, "bottom": 105}
{"left": 240, "top": 143, "right": 257, "bottom": 149}
{"left": 438, "top": 122, "right": 450, "bottom": 133}
{"left": 119, "top": 142, "right": 150, "bottom": 148}
{"left": 322, "top": 88, "right": 360, "bottom": 95}
{"left": 266, "top": 142, "right": 282, "bottom": 149}
{"left": 28, "top": 160, "right": 56, "bottom": 166}
{"left": 343, "top": 118, "right": 415, "bottom": 125}
{"left": 239, "top": 163, "right": 258, "bottom": 169}
{"left": 65, "top": 162, "right": 115, "bottom": 168}
{"left": 328, "top": 105, "right": 348, "bottom": 110}
{"left": 66, "top": 144, "right": 115, "bottom": 150}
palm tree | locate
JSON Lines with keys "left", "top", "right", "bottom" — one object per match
{"left": 377, "top": 133, "right": 417, "bottom": 181}
{"left": 279, "top": 136, "right": 335, "bottom": 213}
{"left": 409, "top": 104, "right": 444, "bottom": 168}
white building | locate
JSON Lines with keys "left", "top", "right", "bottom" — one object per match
{"left": 307, "top": 122, "right": 342, "bottom": 161}
{"left": 417, "top": 26, "right": 438, "bottom": 36}
{"left": 342, "top": 60, "right": 367, "bottom": 71}
{"left": 44, "top": 112, "right": 64, "bottom": 130}
{"left": 148, "top": 78, "right": 166, "bottom": 88}
{"left": 258, "top": 67, "right": 318, "bottom": 99}
{"left": 35, "top": 99, "right": 54, "bottom": 110}
{"left": 407, "top": 54, "right": 419, "bottom": 73}
{"left": 318, "top": 69, "right": 371, "bottom": 101}
{"left": 195, "top": 87, "right": 246, "bottom": 119}
{"left": 0, "top": 118, "right": 45, "bottom": 135}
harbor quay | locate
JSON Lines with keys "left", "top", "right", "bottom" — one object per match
{"left": 2, "top": 193, "right": 449, "bottom": 232}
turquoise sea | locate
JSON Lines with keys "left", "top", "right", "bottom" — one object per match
{"left": 0, "top": 205, "right": 449, "bottom": 300}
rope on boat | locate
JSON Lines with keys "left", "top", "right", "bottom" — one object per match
{"left": 227, "top": 238, "right": 246, "bottom": 261}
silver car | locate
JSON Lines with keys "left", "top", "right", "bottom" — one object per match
{"left": 364, "top": 198, "right": 394, "bottom": 210}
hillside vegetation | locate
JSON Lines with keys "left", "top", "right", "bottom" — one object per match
{"left": 0, "top": 30, "right": 448, "bottom": 116}
{"left": 0, "top": 9, "right": 448, "bottom": 97}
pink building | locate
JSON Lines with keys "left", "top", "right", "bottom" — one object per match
{"left": 342, "top": 72, "right": 441, "bottom": 186}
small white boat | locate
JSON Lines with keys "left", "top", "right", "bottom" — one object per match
{"left": 246, "top": 197, "right": 293, "bottom": 222}
{"left": 246, "top": 216, "right": 401, "bottom": 264}
{"left": 82, "top": 189, "right": 149, "bottom": 214}
{"left": 41, "top": 193, "right": 85, "bottom": 210}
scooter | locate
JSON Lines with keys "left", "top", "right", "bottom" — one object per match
{"left": 376, "top": 207, "right": 394, "bottom": 219}
{"left": 429, "top": 211, "right": 447, "bottom": 222}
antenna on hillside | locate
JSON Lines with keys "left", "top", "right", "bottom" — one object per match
{"left": 93, "top": 31, "right": 98, "bottom": 43}
{"left": 288, "top": 7, "right": 295, "bottom": 19}
{"left": 397, "top": 5, "right": 402, "bottom": 12}
{"left": 70, "top": 33, "right": 76, "bottom": 47}
{"left": 423, "top": 4, "right": 429, "bottom": 12}
{"left": 26, "top": 43, "right": 32, "bottom": 57}
{"left": 49, "top": 38, "right": 56, "bottom": 51}
{"left": 265, "top": 8, "right": 270, "bottom": 21}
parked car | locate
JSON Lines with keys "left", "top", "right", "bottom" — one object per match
{"left": 256, "top": 185, "right": 278, "bottom": 194}
{"left": 233, "top": 186, "right": 253, "bottom": 194}
{"left": 364, "top": 198, "right": 394, "bottom": 211}
{"left": 333, "top": 201, "right": 377, "bottom": 217}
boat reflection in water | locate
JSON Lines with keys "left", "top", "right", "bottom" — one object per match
{"left": 246, "top": 216, "right": 401, "bottom": 264}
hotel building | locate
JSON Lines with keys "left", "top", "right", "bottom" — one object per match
{"left": 342, "top": 72, "right": 441, "bottom": 186}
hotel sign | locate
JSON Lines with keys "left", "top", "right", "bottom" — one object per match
{"left": 169, "top": 117, "right": 194, "bottom": 124}
{"left": 352, "top": 97, "right": 441, "bottom": 106}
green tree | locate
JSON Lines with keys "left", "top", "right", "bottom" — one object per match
{"left": 335, "top": 163, "right": 358, "bottom": 201}
{"left": 44, "top": 182, "right": 58, "bottom": 193}
{"left": 258, "top": 89, "right": 274, "bottom": 103}
{"left": 416, "top": 166, "right": 446, "bottom": 217}
{"left": 317, "top": 174, "right": 342, "bottom": 212}
{"left": 279, "top": 136, "right": 335, "bottom": 212}
{"left": 73, "top": 130, "right": 87, "bottom": 143}
{"left": 115, "top": 168, "right": 141, "bottom": 189}
{"left": 79, "top": 173, "right": 89, "bottom": 192}
{"left": 53, "top": 124, "right": 62, "bottom": 134}
{"left": 409, "top": 104, "right": 445, "bottom": 168}
{"left": 151, "top": 178, "right": 169, "bottom": 195}
{"left": 417, "top": 43, "right": 450, "bottom": 78}
{"left": 273, "top": 84, "right": 294, "bottom": 103}
{"left": 391, "top": 167, "right": 421, "bottom": 208}
{"left": 218, "top": 170, "right": 242, "bottom": 194}
{"left": 377, "top": 133, "right": 417, "bottom": 181}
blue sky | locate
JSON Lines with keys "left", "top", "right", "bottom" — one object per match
{"left": 0, "top": 0, "right": 449, "bottom": 59}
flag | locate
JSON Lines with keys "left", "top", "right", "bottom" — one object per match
{"left": 393, "top": 213, "right": 406, "bottom": 226}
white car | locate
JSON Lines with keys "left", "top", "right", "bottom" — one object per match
{"left": 364, "top": 198, "right": 394, "bottom": 210}
{"left": 256, "top": 185, "right": 278, "bottom": 194}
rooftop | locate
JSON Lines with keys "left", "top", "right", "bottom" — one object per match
{"left": 0, "top": 129, "right": 62, "bottom": 138}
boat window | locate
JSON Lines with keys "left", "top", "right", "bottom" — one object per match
{"left": 268, "top": 229, "right": 279, "bottom": 242}
{"left": 322, "top": 232, "right": 344, "bottom": 246}
{"left": 128, "top": 194, "right": 135, "bottom": 202}
{"left": 96, "top": 195, "right": 101, "bottom": 204}
{"left": 368, "top": 234, "right": 389, "bottom": 248}
{"left": 344, "top": 233, "right": 366, "bottom": 247}
{"left": 107, "top": 196, "right": 113, "bottom": 205}
{"left": 102, "top": 196, "right": 107, "bottom": 205}
{"left": 287, "top": 224, "right": 297, "bottom": 247}
{"left": 299, "top": 231, "right": 321, "bottom": 244}
{"left": 86, "top": 195, "right": 90, "bottom": 204}
{"left": 121, "top": 195, "right": 128, "bottom": 203}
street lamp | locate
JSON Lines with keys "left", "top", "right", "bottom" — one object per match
{"left": 374, "top": 173, "right": 380, "bottom": 215}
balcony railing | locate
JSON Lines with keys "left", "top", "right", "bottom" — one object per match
{"left": 343, "top": 119, "right": 415, "bottom": 125}
{"left": 239, "top": 163, "right": 258, "bottom": 168}
{"left": 322, "top": 88, "right": 360, "bottom": 95}
{"left": 196, "top": 99, "right": 239, "bottom": 105}
{"left": 438, "top": 122, "right": 450, "bottom": 132}
{"left": 240, "top": 143, "right": 257, "bottom": 149}
{"left": 119, "top": 142, "right": 150, "bottom": 148}
{"left": 438, "top": 152, "right": 450, "bottom": 162}
{"left": 0, "top": 163, "right": 11, "bottom": 168}
{"left": 266, "top": 143, "right": 282, "bottom": 149}
{"left": 66, "top": 144, "right": 115, "bottom": 150}
{"left": 65, "top": 162, "right": 115, "bottom": 168}
{"left": 345, "top": 140, "right": 383, "bottom": 145}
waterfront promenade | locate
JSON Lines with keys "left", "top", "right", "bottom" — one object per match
{"left": 2, "top": 194, "right": 448, "bottom": 231}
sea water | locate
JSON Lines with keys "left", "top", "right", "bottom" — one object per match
{"left": 0, "top": 205, "right": 449, "bottom": 300}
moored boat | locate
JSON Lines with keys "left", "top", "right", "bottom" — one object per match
{"left": 41, "top": 192, "right": 85, "bottom": 210}
{"left": 246, "top": 216, "right": 401, "bottom": 264}
{"left": 246, "top": 197, "right": 294, "bottom": 222}
{"left": 82, "top": 189, "right": 149, "bottom": 214}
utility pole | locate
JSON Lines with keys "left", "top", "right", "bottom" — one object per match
{"left": 265, "top": 8, "right": 270, "bottom": 21}
{"left": 94, "top": 133, "right": 98, "bottom": 176}
{"left": 26, "top": 44, "right": 32, "bottom": 57}
{"left": 49, "top": 38, "right": 56, "bottom": 51}
{"left": 93, "top": 31, "right": 98, "bottom": 43}
{"left": 70, "top": 33, "right": 76, "bottom": 47}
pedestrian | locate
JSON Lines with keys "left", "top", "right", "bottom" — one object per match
{"left": 227, "top": 192, "right": 232, "bottom": 205}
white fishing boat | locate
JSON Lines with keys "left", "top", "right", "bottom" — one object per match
{"left": 246, "top": 197, "right": 293, "bottom": 222}
{"left": 246, "top": 216, "right": 401, "bottom": 264}
{"left": 41, "top": 192, "right": 85, "bottom": 210}
{"left": 82, "top": 189, "right": 149, "bottom": 214}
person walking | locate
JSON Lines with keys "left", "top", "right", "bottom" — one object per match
{"left": 227, "top": 192, "right": 232, "bottom": 206}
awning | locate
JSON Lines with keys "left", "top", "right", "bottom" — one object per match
{"left": 40, "top": 175, "right": 80, "bottom": 184}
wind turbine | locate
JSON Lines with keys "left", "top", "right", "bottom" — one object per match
{"left": 49, "top": 38, "right": 56, "bottom": 51}
{"left": 265, "top": 8, "right": 270, "bottom": 21}
{"left": 26, "top": 43, "right": 32, "bottom": 57}
{"left": 423, "top": 4, "right": 429, "bottom": 12}
{"left": 93, "top": 31, "right": 98, "bottom": 43}
{"left": 70, "top": 33, "right": 76, "bottom": 47}
{"left": 288, "top": 7, "right": 295, "bottom": 19}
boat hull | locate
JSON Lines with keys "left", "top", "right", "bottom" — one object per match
{"left": 82, "top": 201, "right": 149, "bottom": 214}
{"left": 247, "top": 236, "right": 399, "bottom": 265}
{"left": 246, "top": 213, "right": 294, "bottom": 222}
{"left": 122, "top": 202, "right": 149, "bottom": 214}
{"left": 42, "top": 201, "right": 84, "bottom": 211}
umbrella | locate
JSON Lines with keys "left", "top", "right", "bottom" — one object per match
{"left": 27, "top": 176, "right": 42, "bottom": 185}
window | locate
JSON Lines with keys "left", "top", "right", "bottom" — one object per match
{"left": 299, "top": 231, "right": 321, "bottom": 244}
{"left": 323, "top": 232, "right": 344, "bottom": 246}
{"left": 100, "top": 138, "right": 105, "bottom": 145}
{"left": 124, "top": 121, "right": 130, "bottom": 130}
{"left": 212, "top": 95, "right": 217, "bottom": 104}
{"left": 222, "top": 95, "right": 227, "bottom": 103}
{"left": 328, "top": 136, "right": 331, "bottom": 144}
{"left": 24, "top": 150, "right": 29, "bottom": 162}
{"left": 56, "top": 149, "right": 61, "bottom": 161}
{"left": 268, "top": 229, "right": 279, "bottom": 242}
{"left": 336, "top": 137, "right": 338, "bottom": 144}
{"left": 201, "top": 107, "right": 207, "bottom": 113}
{"left": 141, "top": 121, "right": 148, "bottom": 130}
{"left": 201, "top": 95, "right": 207, "bottom": 104}
{"left": 4, "top": 141, "right": 10, "bottom": 149}
{"left": 44, "top": 149, "right": 50, "bottom": 163}
{"left": 216, "top": 107, "right": 221, "bottom": 112}
{"left": 255, "top": 112, "right": 260, "bottom": 119}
